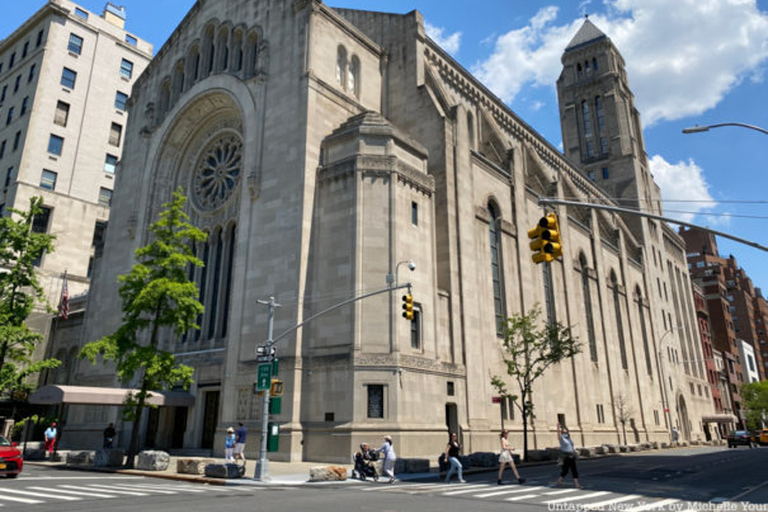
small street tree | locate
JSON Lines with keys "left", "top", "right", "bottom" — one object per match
{"left": 0, "top": 196, "right": 60, "bottom": 400}
{"left": 614, "top": 394, "right": 633, "bottom": 445}
{"left": 741, "top": 380, "right": 768, "bottom": 429}
{"left": 491, "top": 305, "right": 581, "bottom": 461}
{"left": 80, "top": 188, "right": 205, "bottom": 467}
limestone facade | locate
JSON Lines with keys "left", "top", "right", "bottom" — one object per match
{"left": 0, "top": 0, "right": 151, "bottom": 351}
{"left": 56, "top": 1, "right": 712, "bottom": 462}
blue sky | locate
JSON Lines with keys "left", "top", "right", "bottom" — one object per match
{"left": 3, "top": 0, "right": 768, "bottom": 291}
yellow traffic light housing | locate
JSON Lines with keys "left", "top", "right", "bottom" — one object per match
{"left": 527, "top": 213, "right": 562, "bottom": 264}
{"left": 402, "top": 294, "right": 414, "bottom": 320}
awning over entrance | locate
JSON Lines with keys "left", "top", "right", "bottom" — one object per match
{"left": 701, "top": 414, "right": 738, "bottom": 424}
{"left": 29, "top": 385, "right": 195, "bottom": 407}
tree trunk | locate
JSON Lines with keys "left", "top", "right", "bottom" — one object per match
{"left": 125, "top": 379, "right": 149, "bottom": 469}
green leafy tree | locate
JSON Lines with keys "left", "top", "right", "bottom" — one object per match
{"left": 0, "top": 197, "right": 60, "bottom": 399}
{"left": 741, "top": 380, "right": 768, "bottom": 430}
{"left": 81, "top": 188, "right": 205, "bottom": 467}
{"left": 491, "top": 305, "right": 581, "bottom": 460}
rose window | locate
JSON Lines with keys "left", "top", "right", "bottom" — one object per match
{"left": 192, "top": 135, "right": 243, "bottom": 210}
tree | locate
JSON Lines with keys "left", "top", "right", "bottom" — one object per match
{"left": 614, "top": 394, "right": 633, "bottom": 445}
{"left": 491, "top": 305, "right": 581, "bottom": 461}
{"left": 0, "top": 196, "right": 60, "bottom": 400}
{"left": 741, "top": 380, "right": 768, "bottom": 429}
{"left": 81, "top": 188, "right": 206, "bottom": 467}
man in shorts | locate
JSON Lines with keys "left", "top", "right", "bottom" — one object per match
{"left": 234, "top": 422, "right": 247, "bottom": 462}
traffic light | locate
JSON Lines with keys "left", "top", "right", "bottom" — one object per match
{"left": 402, "top": 293, "right": 414, "bottom": 320}
{"left": 527, "top": 213, "right": 562, "bottom": 264}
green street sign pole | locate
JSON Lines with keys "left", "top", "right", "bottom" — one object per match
{"left": 254, "top": 296, "right": 279, "bottom": 482}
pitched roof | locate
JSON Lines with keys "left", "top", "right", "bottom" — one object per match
{"left": 565, "top": 18, "right": 607, "bottom": 52}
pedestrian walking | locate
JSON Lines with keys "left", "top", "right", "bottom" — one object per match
{"left": 672, "top": 427, "right": 679, "bottom": 442}
{"left": 497, "top": 429, "right": 525, "bottom": 485}
{"left": 103, "top": 423, "right": 116, "bottom": 449}
{"left": 234, "top": 422, "right": 247, "bottom": 462}
{"left": 44, "top": 422, "right": 57, "bottom": 458}
{"left": 378, "top": 435, "right": 397, "bottom": 483}
{"left": 556, "top": 423, "right": 582, "bottom": 488}
{"left": 225, "top": 427, "right": 236, "bottom": 463}
{"left": 444, "top": 432, "right": 465, "bottom": 483}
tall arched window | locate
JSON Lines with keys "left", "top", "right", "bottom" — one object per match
{"left": 245, "top": 31, "right": 259, "bottom": 78}
{"left": 348, "top": 55, "right": 360, "bottom": 97}
{"left": 580, "top": 254, "right": 598, "bottom": 361}
{"left": 595, "top": 96, "right": 605, "bottom": 132}
{"left": 221, "top": 224, "right": 237, "bottom": 337}
{"left": 467, "top": 111, "right": 475, "bottom": 150}
{"left": 488, "top": 202, "right": 506, "bottom": 334}
{"left": 581, "top": 100, "right": 592, "bottom": 137}
{"left": 217, "top": 27, "right": 230, "bottom": 72}
{"left": 611, "top": 271, "right": 628, "bottom": 370}
{"left": 203, "top": 25, "right": 216, "bottom": 76}
{"left": 336, "top": 46, "right": 347, "bottom": 89}
{"left": 173, "top": 61, "right": 185, "bottom": 97}
{"left": 195, "top": 240, "right": 209, "bottom": 341}
{"left": 232, "top": 29, "right": 244, "bottom": 72}
{"left": 207, "top": 229, "right": 224, "bottom": 340}
{"left": 635, "top": 287, "right": 652, "bottom": 375}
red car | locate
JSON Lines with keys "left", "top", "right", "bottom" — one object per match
{"left": 0, "top": 434, "right": 23, "bottom": 478}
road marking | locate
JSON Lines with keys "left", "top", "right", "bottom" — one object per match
{"left": 441, "top": 484, "right": 495, "bottom": 495}
{"left": 91, "top": 483, "right": 178, "bottom": 494}
{"left": 623, "top": 498, "right": 680, "bottom": 511}
{"left": 543, "top": 488, "right": 580, "bottom": 496}
{"left": 0, "top": 494, "right": 44, "bottom": 504}
{"left": 581, "top": 494, "right": 642, "bottom": 510}
{"left": 29, "top": 486, "right": 116, "bottom": 498}
{"left": 60, "top": 484, "right": 147, "bottom": 496}
{"left": 83, "top": 484, "right": 153, "bottom": 495}
{"left": 506, "top": 494, "right": 540, "bottom": 501}
{"left": 116, "top": 483, "right": 207, "bottom": 493}
{"left": 543, "top": 491, "right": 611, "bottom": 504}
{"left": 0, "top": 488, "right": 81, "bottom": 501}
{"left": 476, "top": 486, "right": 545, "bottom": 498}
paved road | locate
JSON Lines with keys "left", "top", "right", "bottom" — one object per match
{"left": 4, "top": 446, "right": 767, "bottom": 512}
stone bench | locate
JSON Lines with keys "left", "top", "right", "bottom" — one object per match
{"left": 95, "top": 449, "right": 125, "bottom": 467}
{"left": 309, "top": 465, "right": 348, "bottom": 482}
{"left": 177, "top": 457, "right": 217, "bottom": 475}
{"left": 205, "top": 463, "right": 245, "bottom": 479}
{"left": 136, "top": 450, "right": 170, "bottom": 471}
{"left": 67, "top": 450, "right": 96, "bottom": 465}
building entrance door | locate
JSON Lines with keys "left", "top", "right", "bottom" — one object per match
{"left": 445, "top": 403, "right": 459, "bottom": 438}
{"left": 202, "top": 391, "right": 219, "bottom": 449}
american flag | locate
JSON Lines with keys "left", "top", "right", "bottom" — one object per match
{"left": 58, "top": 271, "right": 69, "bottom": 320}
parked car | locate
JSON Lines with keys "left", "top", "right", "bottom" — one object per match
{"left": 757, "top": 428, "right": 768, "bottom": 446}
{"left": 727, "top": 430, "right": 754, "bottom": 448}
{"left": 0, "top": 434, "right": 23, "bottom": 478}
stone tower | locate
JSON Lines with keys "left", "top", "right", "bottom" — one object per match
{"left": 556, "top": 17, "right": 662, "bottom": 225}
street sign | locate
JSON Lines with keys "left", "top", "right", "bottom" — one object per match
{"left": 256, "top": 363, "right": 272, "bottom": 391}
{"left": 492, "top": 396, "right": 502, "bottom": 404}
{"left": 257, "top": 355, "right": 274, "bottom": 363}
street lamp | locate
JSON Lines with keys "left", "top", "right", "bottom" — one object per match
{"left": 387, "top": 259, "right": 416, "bottom": 287}
{"left": 682, "top": 122, "right": 768, "bottom": 136}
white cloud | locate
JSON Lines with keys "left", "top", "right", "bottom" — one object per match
{"left": 473, "top": 0, "right": 768, "bottom": 125}
{"left": 425, "top": 21, "right": 461, "bottom": 56}
{"left": 648, "top": 154, "right": 718, "bottom": 224}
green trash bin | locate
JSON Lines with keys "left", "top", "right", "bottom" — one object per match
{"left": 267, "top": 422, "right": 279, "bottom": 452}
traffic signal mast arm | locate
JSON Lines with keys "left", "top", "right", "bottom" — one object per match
{"left": 268, "top": 282, "right": 414, "bottom": 347}
{"left": 538, "top": 198, "right": 768, "bottom": 253}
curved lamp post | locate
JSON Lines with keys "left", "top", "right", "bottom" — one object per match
{"left": 683, "top": 122, "right": 768, "bottom": 136}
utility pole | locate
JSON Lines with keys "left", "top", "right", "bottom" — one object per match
{"left": 254, "top": 296, "right": 279, "bottom": 481}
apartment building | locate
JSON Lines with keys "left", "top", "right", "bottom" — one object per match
{"left": 0, "top": 0, "right": 151, "bottom": 337}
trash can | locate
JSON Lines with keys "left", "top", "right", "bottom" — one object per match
{"left": 267, "top": 422, "right": 279, "bottom": 452}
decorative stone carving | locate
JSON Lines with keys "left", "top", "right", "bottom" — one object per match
{"left": 191, "top": 134, "right": 243, "bottom": 211}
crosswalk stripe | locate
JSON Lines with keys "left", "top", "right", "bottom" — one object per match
{"left": 120, "top": 483, "right": 207, "bottom": 493}
{"left": 0, "top": 488, "right": 81, "bottom": 501}
{"left": 543, "top": 489, "right": 580, "bottom": 496}
{"left": 0, "top": 494, "right": 44, "bottom": 504}
{"left": 623, "top": 498, "right": 680, "bottom": 511}
{"left": 442, "top": 484, "right": 495, "bottom": 495}
{"left": 30, "top": 486, "right": 116, "bottom": 498}
{"left": 506, "top": 494, "right": 541, "bottom": 501}
{"left": 581, "top": 494, "right": 642, "bottom": 510}
{"left": 475, "top": 486, "right": 545, "bottom": 498}
{"left": 90, "top": 484, "right": 178, "bottom": 495}
{"left": 84, "top": 485, "right": 153, "bottom": 495}
{"left": 544, "top": 491, "right": 611, "bottom": 504}
{"left": 60, "top": 485, "right": 147, "bottom": 496}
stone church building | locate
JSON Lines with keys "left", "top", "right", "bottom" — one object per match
{"left": 51, "top": 1, "right": 713, "bottom": 461}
